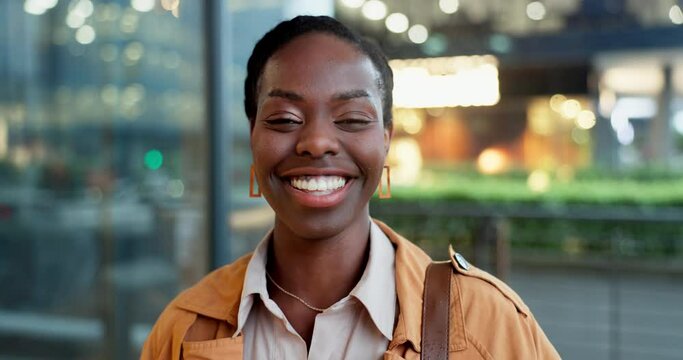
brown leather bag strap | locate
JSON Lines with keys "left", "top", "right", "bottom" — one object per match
{"left": 421, "top": 261, "right": 452, "bottom": 360}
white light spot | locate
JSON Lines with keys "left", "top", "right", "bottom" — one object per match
{"left": 44, "top": 0, "right": 59, "bottom": 9}
{"left": 609, "top": 97, "right": 656, "bottom": 147}
{"left": 616, "top": 122, "right": 635, "bottom": 145}
{"left": 24, "top": 0, "right": 47, "bottom": 15}
{"left": 575, "top": 110, "right": 596, "bottom": 130}
{"left": 74, "top": 0, "right": 94, "bottom": 18}
{"left": 385, "top": 13, "right": 409, "bottom": 33}
{"left": 549, "top": 94, "right": 566, "bottom": 112}
{"left": 670, "top": 5, "right": 683, "bottom": 25}
{"left": 131, "top": 0, "right": 155, "bottom": 12}
{"left": 361, "top": 0, "right": 387, "bottom": 21}
{"left": 527, "top": 170, "right": 550, "bottom": 193}
{"left": 526, "top": 1, "right": 546, "bottom": 21}
{"left": 340, "top": 0, "right": 365, "bottom": 9}
{"left": 75, "top": 25, "right": 96, "bottom": 44}
{"left": 66, "top": 11, "right": 85, "bottom": 28}
{"left": 560, "top": 99, "right": 581, "bottom": 119}
{"left": 408, "top": 24, "right": 428, "bottom": 44}
{"left": 439, "top": 0, "right": 459, "bottom": 14}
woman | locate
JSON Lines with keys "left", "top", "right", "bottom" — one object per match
{"left": 142, "top": 15, "right": 559, "bottom": 360}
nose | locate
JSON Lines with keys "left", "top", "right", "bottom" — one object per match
{"left": 295, "top": 119, "right": 340, "bottom": 158}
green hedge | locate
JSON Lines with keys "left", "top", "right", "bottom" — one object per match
{"left": 390, "top": 169, "right": 683, "bottom": 206}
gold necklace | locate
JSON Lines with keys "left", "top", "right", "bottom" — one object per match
{"left": 266, "top": 271, "right": 327, "bottom": 313}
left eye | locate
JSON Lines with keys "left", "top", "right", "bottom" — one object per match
{"left": 334, "top": 119, "right": 373, "bottom": 130}
{"left": 336, "top": 119, "right": 371, "bottom": 124}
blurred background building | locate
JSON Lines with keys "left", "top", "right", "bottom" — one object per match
{"left": 0, "top": 0, "right": 682, "bottom": 359}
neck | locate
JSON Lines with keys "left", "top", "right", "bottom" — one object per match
{"left": 267, "top": 213, "right": 372, "bottom": 309}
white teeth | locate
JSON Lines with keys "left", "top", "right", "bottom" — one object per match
{"left": 289, "top": 176, "right": 347, "bottom": 193}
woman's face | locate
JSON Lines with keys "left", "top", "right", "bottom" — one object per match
{"left": 250, "top": 32, "right": 391, "bottom": 239}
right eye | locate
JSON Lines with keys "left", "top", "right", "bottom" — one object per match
{"left": 264, "top": 118, "right": 302, "bottom": 125}
{"left": 263, "top": 118, "right": 303, "bottom": 131}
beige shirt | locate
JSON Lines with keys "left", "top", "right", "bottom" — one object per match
{"left": 233, "top": 220, "right": 397, "bottom": 360}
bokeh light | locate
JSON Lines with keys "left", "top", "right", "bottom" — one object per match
{"left": 527, "top": 170, "right": 550, "bottom": 193}
{"left": 340, "top": 0, "right": 365, "bottom": 9}
{"left": 361, "top": 0, "right": 387, "bottom": 21}
{"left": 385, "top": 13, "right": 409, "bottom": 33}
{"left": 576, "top": 110, "right": 597, "bottom": 129}
{"left": 477, "top": 148, "right": 509, "bottom": 174}
{"left": 526, "top": 1, "right": 546, "bottom": 21}
{"left": 439, "top": 0, "right": 459, "bottom": 14}
{"left": 131, "top": 0, "right": 155, "bottom": 12}
{"left": 75, "top": 25, "right": 96, "bottom": 45}
{"left": 144, "top": 149, "right": 164, "bottom": 170}
{"left": 408, "top": 24, "right": 429, "bottom": 44}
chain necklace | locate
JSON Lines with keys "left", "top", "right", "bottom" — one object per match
{"left": 266, "top": 271, "right": 327, "bottom": 313}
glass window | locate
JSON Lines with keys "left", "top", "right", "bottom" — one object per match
{"left": 0, "top": 1, "right": 207, "bottom": 358}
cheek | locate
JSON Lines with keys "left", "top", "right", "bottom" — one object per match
{"left": 348, "top": 135, "right": 388, "bottom": 181}
{"left": 250, "top": 131, "right": 288, "bottom": 171}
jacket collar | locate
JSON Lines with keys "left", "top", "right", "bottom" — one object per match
{"left": 174, "top": 253, "right": 252, "bottom": 326}
{"left": 173, "top": 219, "right": 431, "bottom": 353}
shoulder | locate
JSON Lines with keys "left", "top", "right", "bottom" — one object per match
{"left": 447, "top": 248, "right": 560, "bottom": 359}
{"left": 173, "top": 252, "right": 253, "bottom": 319}
{"left": 141, "top": 253, "right": 253, "bottom": 359}
{"left": 141, "top": 298, "right": 197, "bottom": 359}
{"left": 448, "top": 247, "right": 529, "bottom": 317}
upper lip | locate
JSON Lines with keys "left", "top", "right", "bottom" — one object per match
{"left": 280, "top": 167, "right": 356, "bottom": 178}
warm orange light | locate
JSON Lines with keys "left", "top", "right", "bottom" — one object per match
{"left": 477, "top": 148, "right": 509, "bottom": 174}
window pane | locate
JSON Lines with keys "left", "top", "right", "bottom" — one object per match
{"left": 0, "top": 1, "right": 207, "bottom": 358}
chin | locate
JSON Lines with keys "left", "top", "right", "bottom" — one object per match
{"left": 275, "top": 203, "right": 369, "bottom": 241}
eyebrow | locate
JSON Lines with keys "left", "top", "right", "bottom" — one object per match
{"left": 266, "top": 88, "right": 370, "bottom": 102}
{"left": 333, "top": 89, "right": 370, "bottom": 101}
{"left": 267, "top": 89, "right": 304, "bottom": 101}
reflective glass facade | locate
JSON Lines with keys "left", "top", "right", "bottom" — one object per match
{"left": 0, "top": 1, "right": 207, "bottom": 357}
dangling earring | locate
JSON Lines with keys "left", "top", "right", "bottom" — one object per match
{"left": 249, "top": 165, "right": 261, "bottom": 198}
{"left": 378, "top": 165, "right": 391, "bottom": 199}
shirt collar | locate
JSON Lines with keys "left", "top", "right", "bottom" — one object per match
{"left": 234, "top": 220, "right": 397, "bottom": 341}
{"left": 349, "top": 220, "right": 396, "bottom": 340}
{"left": 234, "top": 229, "right": 271, "bottom": 336}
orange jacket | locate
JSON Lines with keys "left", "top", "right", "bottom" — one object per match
{"left": 141, "top": 220, "right": 560, "bottom": 359}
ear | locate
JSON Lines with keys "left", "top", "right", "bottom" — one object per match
{"left": 383, "top": 122, "right": 393, "bottom": 155}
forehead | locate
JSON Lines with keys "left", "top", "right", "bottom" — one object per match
{"left": 259, "top": 33, "right": 381, "bottom": 99}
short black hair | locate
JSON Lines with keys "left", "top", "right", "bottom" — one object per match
{"left": 244, "top": 15, "right": 393, "bottom": 128}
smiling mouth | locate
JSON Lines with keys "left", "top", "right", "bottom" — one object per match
{"left": 287, "top": 175, "right": 348, "bottom": 195}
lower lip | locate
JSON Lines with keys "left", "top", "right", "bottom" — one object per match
{"left": 283, "top": 179, "right": 353, "bottom": 208}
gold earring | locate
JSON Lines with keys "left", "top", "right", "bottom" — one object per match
{"left": 378, "top": 165, "right": 391, "bottom": 199}
{"left": 249, "top": 165, "right": 261, "bottom": 198}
